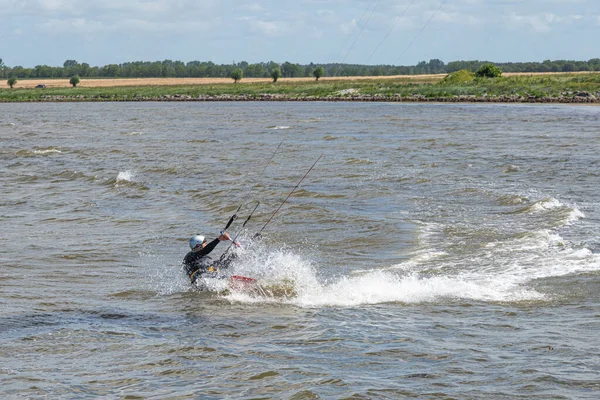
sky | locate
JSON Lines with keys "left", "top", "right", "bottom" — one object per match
{"left": 0, "top": 0, "right": 598, "bottom": 68}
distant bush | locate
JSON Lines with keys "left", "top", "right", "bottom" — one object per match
{"left": 231, "top": 68, "right": 243, "bottom": 83}
{"left": 475, "top": 64, "right": 502, "bottom": 78}
{"left": 271, "top": 67, "right": 281, "bottom": 83}
{"left": 440, "top": 69, "right": 475, "bottom": 84}
{"left": 70, "top": 75, "right": 80, "bottom": 87}
{"left": 313, "top": 66, "right": 325, "bottom": 81}
{"left": 7, "top": 76, "right": 17, "bottom": 88}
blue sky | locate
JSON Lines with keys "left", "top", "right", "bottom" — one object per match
{"left": 1, "top": 0, "right": 598, "bottom": 68}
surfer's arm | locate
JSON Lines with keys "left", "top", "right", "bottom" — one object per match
{"left": 196, "top": 238, "right": 220, "bottom": 256}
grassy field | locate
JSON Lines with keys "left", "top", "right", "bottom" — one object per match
{"left": 1, "top": 72, "right": 599, "bottom": 102}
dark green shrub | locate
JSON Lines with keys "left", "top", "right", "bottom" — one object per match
{"left": 231, "top": 69, "right": 243, "bottom": 83}
{"left": 475, "top": 64, "right": 502, "bottom": 78}
{"left": 271, "top": 67, "right": 281, "bottom": 83}
{"left": 441, "top": 69, "right": 475, "bottom": 84}
{"left": 70, "top": 75, "right": 80, "bottom": 87}
{"left": 313, "top": 66, "right": 324, "bottom": 81}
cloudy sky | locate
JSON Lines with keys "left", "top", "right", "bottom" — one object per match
{"left": 1, "top": 0, "right": 598, "bottom": 68}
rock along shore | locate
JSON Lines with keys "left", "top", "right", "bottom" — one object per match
{"left": 3, "top": 91, "right": 599, "bottom": 103}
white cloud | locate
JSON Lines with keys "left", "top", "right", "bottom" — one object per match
{"left": 339, "top": 18, "right": 358, "bottom": 35}
{"left": 38, "top": 17, "right": 109, "bottom": 34}
{"left": 252, "top": 20, "right": 286, "bottom": 36}
{"left": 38, "top": 0, "right": 72, "bottom": 11}
{"left": 241, "top": 3, "right": 266, "bottom": 12}
{"left": 316, "top": 9, "right": 335, "bottom": 17}
{"left": 509, "top": 12, "right": 551, "bottom": 32}
{"left": 509, "top": 11, "right": 590, "bottom": 33}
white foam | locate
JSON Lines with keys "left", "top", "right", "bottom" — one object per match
{"left": 524, "top": 197, "right": 585, "bottom": 225}
{"left": 33, "top": 149, "right": 62, "bottom": 154}
{"left": 218, "top": 240, "right": 547, "bottom": 306}
{"left": 567, "top": 207, "right": 585, "bottom": 223}
{"left": 116, "top": 170, "right": 134, "bottom": 182}
{"left": 529, "top": 197, "right": 563, "bottom": 212}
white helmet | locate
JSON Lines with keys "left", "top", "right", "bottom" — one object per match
{"left": 189, "top": 235, "right": 205, "bottom": 250}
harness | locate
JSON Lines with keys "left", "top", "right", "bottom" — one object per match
{"left": 189, "top": 266, "right": 215, "bottom": 283}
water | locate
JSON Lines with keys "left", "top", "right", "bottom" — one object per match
{"left": 1, "top": 101, "right": 599, "bottom": 399}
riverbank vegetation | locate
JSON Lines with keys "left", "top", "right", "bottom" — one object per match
{"left": 1, "top": 71, "right": 599, "bottom": 103}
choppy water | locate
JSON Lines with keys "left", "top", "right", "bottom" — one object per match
{"left": 2, "top": 102, "right": 599, "bottom": 399}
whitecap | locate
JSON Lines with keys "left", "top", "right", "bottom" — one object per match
{"left": 33, "top": 149, "right": 62, "bottom": 154}
{"left": 116, "top": 170, "right": 134, "bottom": 182}
{"left": 529, "top": 197, "right": 563, "bottom": 212}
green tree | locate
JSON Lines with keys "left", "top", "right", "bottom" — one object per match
{"left": 281, "top": 61, "right": 303, "bottom": 77}
{"left": 428, "top": 58, "right": 446, "bottom": 74}
{"left": 271, "top": 67, "right": 281, "bottom": 83}
{"left": 80, "top": 63, "right": 91, "bottom": 77}
{"left": 7, "top": 76, "right": 17, "bottom": 88}
{"left": 11, "top": 66, "right": 31, "bottom": 78}
{"left": 231, "top": 68, "right": 243, "bottom": 83}
{"left": 245, "top": 63, "right": 265, "bottom": 77}
{"left": 475, "top": 63, "right": 502, "bottom": 78}
{"left": 313, "top": 66, "right": 324, "bottom": 81}
{"left": 63, "top": 59, "right": 79, "bottom": 77}
{"left": 70, "top": 75, "right": 80, "bottom": 87}
{"left": 34, "top": 65, "right": 54, "bottom": 78}
{"left": 414, "top": 61, "right": 427, "bottom": 74}
{"left": 101, "top": 64, "right": 120, "bottom": 77}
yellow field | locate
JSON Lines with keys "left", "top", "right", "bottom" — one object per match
{"left": 11, "top": 71, "right": 598, "bottom": 89}
{"left": 11, "top": 75, "right": 445, "bottom": 89}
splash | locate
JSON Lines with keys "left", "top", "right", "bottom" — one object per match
{"left": 140, "top": 251, "right": 191, "bottom": 296}
{"left": 144, "top": 195, "right": 598, "bottom": 308}
{"left": 214, "top": 235, "right": 543, "bottom": 306}
{"left": 220, "top": 245, "right": 547, "bottom": 307}
{"left": 116, "top": 171, "right": 134, "bottom": 182}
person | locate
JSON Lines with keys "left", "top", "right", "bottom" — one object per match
{"left": 183, "top": 231, "right": 235, "bottom": 284}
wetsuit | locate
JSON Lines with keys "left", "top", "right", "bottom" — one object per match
{"left": 183, "top": 238, "right": 236, "bottom": 284}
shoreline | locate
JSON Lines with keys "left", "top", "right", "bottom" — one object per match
{"left": 1, "top": 93, "right": 598, "bottom": 104}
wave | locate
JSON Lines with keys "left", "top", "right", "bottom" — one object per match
{"left": 520, "top": 197, "right": 585, "bottom": 224}
{"left": 102, "top": 170, "right": 149, "bottom": 190}
{"left": 15, "top": 147, "right": 63, "bottom": 156}
{"left": 345, "top": 158, "right": 374, "bottom": 165}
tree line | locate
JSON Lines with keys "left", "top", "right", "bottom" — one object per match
{"left": 1, "top": 57, "right": 599, "bottom": 80}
